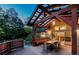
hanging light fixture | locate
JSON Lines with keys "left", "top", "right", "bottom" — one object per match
{"left": 78, "top": 17, "right": 79, "bottom": 24}
{"left": 52, "top": 19, "right": 56, "bottom": 25}
{"left": 52, "top": 21, "right": 56, "bottom": 25}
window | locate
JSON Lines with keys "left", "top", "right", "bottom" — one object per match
{"left": 60, "top": 26, "right": 66, "bottom": 30}
{"left": 54, "top": 26, "right": 59, "bottom": 31}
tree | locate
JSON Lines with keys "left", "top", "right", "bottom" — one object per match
{"left": 23, "top": 27, "right": 32, "bottom": 41}
{"left": 0, "top": 8, "right": 26, "bottom": 42}
{"left": 0, "top": 7, "right": 31, "bottom": 43}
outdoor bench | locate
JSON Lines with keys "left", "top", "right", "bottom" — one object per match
{"left": 32, "top": 38, "right": 49, "bottom": 45}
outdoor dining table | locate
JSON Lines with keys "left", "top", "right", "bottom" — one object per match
{"left": 46, "top": 40, "right": 58, "bottom": 44}
{"left": 43, "top": 40, "right": 61, "bottom": 52}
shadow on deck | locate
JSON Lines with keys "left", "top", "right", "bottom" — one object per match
{"left": 9, "top": 45, "right": 71, "bottom": 55}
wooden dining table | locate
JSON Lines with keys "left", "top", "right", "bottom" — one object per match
{"left": 46, "top": 40, "right": 58, "bottom": 44}
{"left": 43, "top": 40, "right": 61, "bottom": 51}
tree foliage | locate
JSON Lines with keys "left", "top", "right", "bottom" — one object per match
{"left": 23, "top": 27, "right": 32, "bottom": 41}
{"left": 0, "top": 8, "right": 29, "bottom": 42}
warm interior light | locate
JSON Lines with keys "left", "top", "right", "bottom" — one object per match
{"left": 47, "top": 30, "right": 51, "bottom": 34}
{"left": 55, "top": 26, "right": 59, "bottom": 30}
{"left": 60, "top": 26, "right": 66, "bottom": 30}
{"left": 78, "top": 18, "right": 79, "bottom": 24}
{"left": 41, "top": 32, "right": 46, "bottom": 38}
{"left": 76, "top": 29, "right": 79, "bottom": 32}
{"left": 52, "top": 21, "right": 56, "bottom": 25}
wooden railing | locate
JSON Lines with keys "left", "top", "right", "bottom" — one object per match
{"left": 0, "top": 39, "right": 24, "bottom": 55}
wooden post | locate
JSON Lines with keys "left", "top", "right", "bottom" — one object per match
{"left": 32, "top": 25, "right": 36, "bottom": 40}
{"left": 32, "top": 26, "right": 35, "bottom": 40}
{"left": 71, "top": 5, "right": 77, "bottom": 55}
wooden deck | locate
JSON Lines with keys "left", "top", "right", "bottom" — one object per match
{"left": 9, "top": 45, "right": 71, "bottom": 55}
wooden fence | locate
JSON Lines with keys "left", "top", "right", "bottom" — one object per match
{"left": 0, "top": 39, "right": 24, "bottom": 55}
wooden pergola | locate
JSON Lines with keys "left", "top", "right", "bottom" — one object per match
{"left": 27, "top": 4, "right": 79, "bottom": 55}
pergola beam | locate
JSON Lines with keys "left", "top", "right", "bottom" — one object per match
{"left": 38, "top": 5, "right": 71, "bottom": 27}
{"left": 32, "top": 11, "right": 43, "bottom": 25}
{"left": 27, "top": 5, "right": 38, "bottom": 25}
{"left": 45, "top": 4, "right": 69, "bottom": 9}
{"left": 55, "top": 15, "right": 72, "bottom": 26}
{"left": 38, "top": 5, "right": 51, "bottom": 15}
{"left": 37, "top": 13, "right": 47, "bottom": 25}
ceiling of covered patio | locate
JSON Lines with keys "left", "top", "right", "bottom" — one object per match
{"left": 27, "top": 4, "right": 79, "bottom": 28}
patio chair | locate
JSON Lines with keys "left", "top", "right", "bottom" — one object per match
{"left": 47, "top": 42, "right": 60, "bottom": 52}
